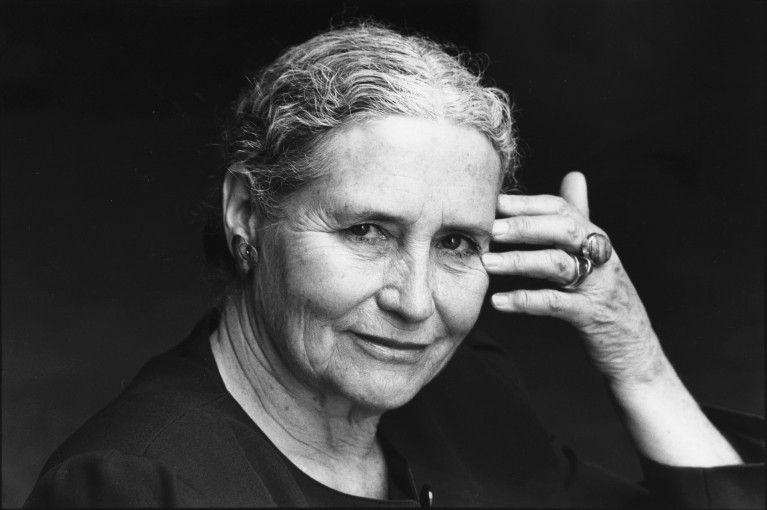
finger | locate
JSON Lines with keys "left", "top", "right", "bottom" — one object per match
{"left": 482, "top": 249, "right": 577, "bottom": 285}
{"left": 491, "top": 288, "right": 587, "bottom": 320}
{"left": 492, "top": 214, "right": 594, "bottom": 252}
{"left": 497, "top": 194, "right": 576, "bottom": 218}
{"left": 559, "top": 171, "right": 589, "bottom": 219}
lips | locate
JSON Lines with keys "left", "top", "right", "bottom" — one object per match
{"left": 350, "top": 331, "right": 431, "bottom": 364}
{"left": 352, "top": 332, "right": 429, "bottom": 351}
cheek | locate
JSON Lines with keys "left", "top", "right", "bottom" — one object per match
{"left": 279, "top": 235, "right": 383, "bottom": 320}
{"left": 435, "top": 267, "right": 489, "bottom": 336}
{"left": 255, "top": 233, "right": 383, "bottom": 378}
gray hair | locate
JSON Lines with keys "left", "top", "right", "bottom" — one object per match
{"left": 223, "top": 23, "right": 519, "bottom": 220}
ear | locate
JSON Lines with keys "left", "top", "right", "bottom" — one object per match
{"left": 222, "top": 166, "right": 256, "bottom": 255}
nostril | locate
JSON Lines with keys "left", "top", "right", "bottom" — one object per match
{"left": 376, "top": 253, "right": 436, "bottom": 322}
{"left": 375, "top": 284, "right": 434, "bottom": 323}
{"left": 375, "top": 287, "right": 401, "bottom": 313}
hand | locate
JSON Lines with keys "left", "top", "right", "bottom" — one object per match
{"left": 482, "top": 171, "right": 667, "bottom": 388}
{"left": 482, "top": 172, "right": 744, "bottom": 468}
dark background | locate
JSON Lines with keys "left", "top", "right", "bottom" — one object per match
{"left": 1, "top": 0, "right": 763, "bottom": 506}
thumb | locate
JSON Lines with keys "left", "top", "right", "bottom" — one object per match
{"left": 559, "top": 171, "right": 589, "bottom": 219}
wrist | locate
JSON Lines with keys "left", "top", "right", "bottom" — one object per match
{"left": 606, "top": 357, "right": 743, "bottom": 467}
{"left": 595, "top": 326, "right": 672, "bottom": 395}
{"left": 606, "top": 349, "right": 676, "bottom": 400}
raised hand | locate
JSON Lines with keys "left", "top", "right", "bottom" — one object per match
{"left": 481, "top": 171, "right": 664, "bottom": 387}
{"left": 482, "top": 171, "right": 742, "bottom": 467}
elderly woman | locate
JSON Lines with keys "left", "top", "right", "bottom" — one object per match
{"left": 26, "top": 24, "right": 763, "bottom": 508}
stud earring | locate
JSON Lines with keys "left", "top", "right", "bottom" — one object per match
{"left": 239, "top": 242, "right": 259, "bottom": 265}
{"left": 232, "top": 235, "right": 258, "bottom": 274}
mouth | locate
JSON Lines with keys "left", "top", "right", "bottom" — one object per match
{"left": 353, "top": 332, "right": 428, "bottom": 350}
{"left": 350, "top": 332, "right": 430, "bottom": 364}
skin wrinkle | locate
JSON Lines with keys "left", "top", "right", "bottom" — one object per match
{"left": 226, "top": 25, "right": 518, "bottom": 227}
{"left": 235, "top": 293, "right": 307, "bottom": 407}
{"left": 244, "top": 240, "right": 367, "bottom": 427}
{"left": 210, "top": 28, "right": 746, "bottom": 483}
{"left": 381, "top": 237, "right": 433, "bottom": 318}
{"left": 264, "top": 217, "right": 402, "bottom": 423}
{"left": 213, "top": 116, "right": 500, "bottom": 497}
{"left": 218, "top": 300, "right": 312, "bottom": 446}
{"left": 222, "top": 295, "right": 381, "bottom": 456}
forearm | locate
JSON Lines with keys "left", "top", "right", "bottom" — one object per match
{"left": 609, "top": 353, "right": 743, "bottom": 467}
{"left": 485, "top": 184, "right": 747, "bottom": 468}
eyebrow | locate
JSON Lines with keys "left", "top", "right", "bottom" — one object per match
{"left": 447, "top": 225, "right": 493, "bottom": 239}
{"left": 333, "top": 207, "right": 492, "bottom": 239}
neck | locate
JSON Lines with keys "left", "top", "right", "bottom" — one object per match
{"left": 210, "top": 293, "right": 388, "bottom": 498}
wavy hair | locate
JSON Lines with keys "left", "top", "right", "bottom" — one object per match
{"left": 222, "top": 22, "right": 518, "bottom": 219}
{"left": 206, "top": 22, "right": 519, "bottom": 301}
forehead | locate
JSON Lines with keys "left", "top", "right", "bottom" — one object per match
{"left": 308, "top": 117, "right": 501, "bottom": 225}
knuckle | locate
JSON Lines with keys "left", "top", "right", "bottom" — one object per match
{"left": 514, "top": 195, "right": 530, "bottom": 208}
{"left": 564, "top": 218, "right": 582, "bottom": 243}
{"left": 549, "top": 250, "right": 571, "bottom": 277}
{"left": 553, "top": 196, "right": 570, "bottom": 215}
{"left": 514, "top": 217, "right": 532, "bottom": 237}
{"left": 514, "top": 290, "right": 532, "bottom": 309}
{"left": 507, "top": 250, "right": 525, "bottom": 269}
{"left": 545, "top": 292, "right": 564, "bottom": 313}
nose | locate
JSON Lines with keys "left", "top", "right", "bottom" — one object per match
{"left": 376, "top": 250, "right": 435, "bottom": 323}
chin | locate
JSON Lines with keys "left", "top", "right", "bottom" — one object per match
{"left": 345, "top": 384, "right": 422, "bottom": 413}
{"left": 328, "top": 360, "right": 444, "bottom": 413}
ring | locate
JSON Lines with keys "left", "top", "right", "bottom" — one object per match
{"left": 561, "top": 255, "right": 593, "bottom": 290}
{"left": 581, "top": 233, "right": 613, "bottom": 266}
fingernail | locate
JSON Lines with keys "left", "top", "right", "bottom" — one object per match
{"left": 491, "top": 294, "right": 508, "bottom": 307}
{"left": 492, "top": 221, "right": 508, "bottom": 236}
{"left": 482, "top": 253, "right": 502, "bottom": 268}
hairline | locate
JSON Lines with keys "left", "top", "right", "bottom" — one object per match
{"left": 259, "top": 113, "right": 505, "bottom": 224}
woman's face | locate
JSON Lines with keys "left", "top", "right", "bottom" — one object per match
{"left": 253, "top": 116, "right": 501, "bottom": 412}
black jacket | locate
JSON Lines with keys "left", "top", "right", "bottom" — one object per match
{"left": 25, "top": 314, "right": 765, "bottom": 507}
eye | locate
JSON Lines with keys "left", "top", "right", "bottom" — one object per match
{"left": 345, "top": 223, "right": 387, "bottom": 244}
{"left": 440, "top": 235, "right": 463, "bottom": 250}
{"left": 439, "top": 234, "right": 480, "bottom": 257}
{"left": 349, "top": 224, "right": 373, "bottom": 236}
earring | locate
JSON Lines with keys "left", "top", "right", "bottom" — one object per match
{"left": 232, "top": 235, "right": 258, "bottom": 274}
{"left": 239, "top": 242, "right": 259, "bottom": 265}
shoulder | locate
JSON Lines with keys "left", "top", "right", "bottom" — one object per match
{"left": 41, "top": 347, "right": 232, "bottom": 472}
{"left": 41, "top": 315, "right": 228, "bottom": 464}
{"left": 26, "top": 399, "right": 279, "bottom": 507}
{"left": 28, "top": 376, "right": 281, "bottom": 506}
{"left": 28, "top": 376, "right": 288, "bottom": 506}
{"left": 25, "top": 449, "right": 208, "bottom": 507}
{"left": 28, "top": 315, "right": 282, "bottom": 506}
{"left": 30, "top": 372, "right": 243, "bottom": 503}
{"left": 24, "top": 388, "right": 234, "bottom": 506}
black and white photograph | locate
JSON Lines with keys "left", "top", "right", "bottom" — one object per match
{"left": 1, "top": 1, "right": 764, "bottom": 507}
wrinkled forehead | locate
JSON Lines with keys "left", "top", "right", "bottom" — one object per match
{"left": 304, "top": 117, "right": 501, "bottom": 227}
{"left": 321, "top": 117, "right": 504, "bottom": 187}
